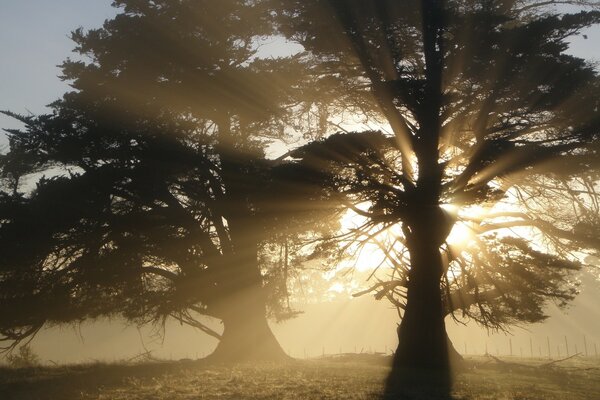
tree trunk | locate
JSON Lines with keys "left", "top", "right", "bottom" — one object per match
{"left": 207, "top": 290, "right": 289, "bottom": 362}
{"left": 393, "top": 239, "right": 450, "bottom": 371}
{"left": 384, "top": 220, "right": 456, "bottom": 398}
{"left": 207, "top": 209, "right": 289, "bottom": 362}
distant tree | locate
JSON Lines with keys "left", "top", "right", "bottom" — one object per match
{"left": 0, "top": 0, "right": 336, "bottom": 361}
{"left": 275, "top": 0, "right": 600, "bottom": 382}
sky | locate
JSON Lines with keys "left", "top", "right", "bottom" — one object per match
{"left": 1, "top": 0, "right": 599, "bottom": 139}
{"left": 0, "top": 1, "right": 599, "bottom": 363}
{"left": 0, "top": 1, "right": 118, "bottom": 142}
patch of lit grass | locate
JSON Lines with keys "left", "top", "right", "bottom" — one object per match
{"left": 0, "top": 355, "right": 598, "bottom": 399}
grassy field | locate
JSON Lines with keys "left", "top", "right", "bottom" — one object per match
{"left": 0, "top": 355, "right": 599, "bottom": 399}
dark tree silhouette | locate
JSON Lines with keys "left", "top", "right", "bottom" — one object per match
{"left": 275, "top": 0, "right": 600, "bottom": 391}
{"left": 0, "top": 0, "right": 336, "bottom": 361}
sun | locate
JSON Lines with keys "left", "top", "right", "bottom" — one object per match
{"left": 442, "top": 193, "right": 527, "bottom": 248}
{"left": 441, "top": 203, "right": 483, "bottom": 247}
{"left": 340, "top": 204, "right": 484, "bottom": 271}
{"left": 338, "top": 199, "right": 518, "bottom": 274}
{"left": 446, "top": 222, "right": 475, "bottom": 247}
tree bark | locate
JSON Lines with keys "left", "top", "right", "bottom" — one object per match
{"left": 392, "top": 239, "right": 450, "bottom": 371}
{"left": 206, "top": 210, "right": 289, "bottom": 362}
{"left": 384, "top": 210, "right": 457, "bottom": 398}
{"left": 207, "top": 290, "right": 289, "bottom": 362}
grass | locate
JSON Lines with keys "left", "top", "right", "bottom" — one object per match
{"left": 0, "top": 355, "right": 599, "bottom": 399}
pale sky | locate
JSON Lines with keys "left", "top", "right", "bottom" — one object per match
{"left": 1, "top": 0, "right": 599, "bottom": 143}
{"left": 0, "top": 1, "right": 117, "bottom": 142}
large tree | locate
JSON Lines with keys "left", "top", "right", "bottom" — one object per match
{"left": 275, "top": 0, "right": 600, "bottom": 386}
{"left": 0, "top": 0, "right": 336, "bottom": 361}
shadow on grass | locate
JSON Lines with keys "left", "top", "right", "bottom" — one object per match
{"left": 381, "top": 367, "right": 453, "bottom": 400}
{"left": 3, "top": 355, "right": 597, "bottom": 399}
{"left": 0, "top": 359, "right": 221, "bottom": 400}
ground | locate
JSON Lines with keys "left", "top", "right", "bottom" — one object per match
{"left": 0, "top": 355, "right": 599, "bottom": 399}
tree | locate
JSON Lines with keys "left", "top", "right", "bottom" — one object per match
{"left": 275, "top": 0, "right": 600, "bottom": 384}
{"left": 0, "top": 0, "right": 337, "bottom": 361}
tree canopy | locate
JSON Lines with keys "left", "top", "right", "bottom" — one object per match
{"left": 273, "top": 0, "right": 600, "bottom": 383}
{"left": 0, "top": 0, "right": 338, "bottom": 359}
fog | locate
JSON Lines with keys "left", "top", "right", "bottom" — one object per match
{"left": 24, "top": 272, "right": 599, "bottom": 365}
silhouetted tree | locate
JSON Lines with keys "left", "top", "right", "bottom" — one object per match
{"left": 0, "top": 0, "right": 336, "bottom": 361}
{"left": 275, "top": 0, "right": 600, "bottom": 387}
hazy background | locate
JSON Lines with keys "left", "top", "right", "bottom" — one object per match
{"left": 1, "top": 0, "right": 599, "bottom": 364}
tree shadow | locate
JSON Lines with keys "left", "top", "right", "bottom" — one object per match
{"left": 381, "top": 366, "right": 454, "bottom": 400}
{"left": 380, "top": 344, "right": 466, "bottom": 400}
{"left": 0, "top": 360, "right": 208, "bottom": 400}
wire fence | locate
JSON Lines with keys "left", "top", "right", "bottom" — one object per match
{"left": 282, "top": 336, "right": 600, "bottom": 360}
{"left": 459, "top": 335, "right": 599, "bottom": 359}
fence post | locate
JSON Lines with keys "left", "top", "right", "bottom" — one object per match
{"left": 530, "top": 337, "right": 533, "bottom": 358}
{"left": 547, "top": 337, "right": 551, "bottom": 359}
{"left": 509, "top": 338, "right": 512, "bottom": 356}
{"left": 565, "top": 336, "right": 569, "bottom": 357}
{"left": 584, "top": 335, "right": 588, "bottom": 357}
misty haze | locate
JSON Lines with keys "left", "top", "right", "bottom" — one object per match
{"left": 1, "top": 1, "right": 600, "bottom": 399}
